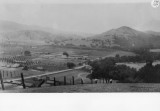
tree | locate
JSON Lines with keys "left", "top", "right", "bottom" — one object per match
{"left": 90, "top": 58, "right": 115, "bottom": 81}
{"left": 67, "top": 62, "right": 76, "bottom": 69}
{"left": 115, "top": 54, "right": 120, "bottom": 58}
{"left": 24, "top": 50, "right": 31, "bottom": 56}
{"left": 136, "top": 61, "right": 160, "bottom": 83}
{"left": 112, "top": 65, "right": 137, "bottom": 83}
{"left": 90, "top": 57, "right": 138, "bottom": 83}
{"left": 63, "top": 52, "right": 69, "bottom": 57}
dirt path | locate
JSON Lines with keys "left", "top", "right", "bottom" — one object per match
{"left": 4, "top": 65, "right": 87, "bottom": 82}
{"left": 77, "top": 72, "right": 90, "bottom": 82}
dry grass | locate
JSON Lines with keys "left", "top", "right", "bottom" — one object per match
{"left": 2, "top": 83, "right": 160, "bottom": 93}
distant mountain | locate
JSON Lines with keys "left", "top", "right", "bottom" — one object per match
{"left": 145, "top": 30, "right": 160, "bottom": 48}
{"left": 0, "top": 20, "right": 91, "bottom": 38}
{"left": 0, "top": 20, "right": 89, "bottom": 45}
{"left": 88, "top": 26, "right": 152, "bottom": 48}
{"left": 59, "top": 26, "right": 160, "bottom": 49}
{"left": 0, "top": 30, "right": 67, "bottom": 44}
{"left": 0, "top": 20, "right": 30, "bottom": 32}
{"left": 1, "top": 20, "right": 160, "bottom": 49}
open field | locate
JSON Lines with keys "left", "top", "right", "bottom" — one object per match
{"left": 1, "top": 44, "right": 135, "bottom": 59}
{"left": 0, "top": 44, "right": 136, "bottom": 73}
{"left": 0, "top": 44, "right": 136, "bottom": 91}
{"left": 31, "top": 45, "right": 136, "bottom": 59}
{"left": 1, "top": 83, "right": 160, "bottom": 93}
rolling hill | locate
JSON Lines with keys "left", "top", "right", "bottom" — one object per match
{"left": 1, "top": 20, "right": 160, "bottom": 49}
{"left": 0, "top": 20, "right": 91, "bottom": 45}
{"left": 59, "top": 26, "right": 160, "bottom": 49}
{"left": 89, "top": 26, "right": 152, "bottom": 48}
{"left": 0, "top": 30, "right": 67, "bottom": 45}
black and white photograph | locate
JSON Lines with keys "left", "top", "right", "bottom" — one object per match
{"left": 0, "top": 0, "right": 160, "bottom": 93}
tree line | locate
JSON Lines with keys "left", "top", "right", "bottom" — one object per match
{"left": 88, "top": 48, "right": 160, "bottom": 83}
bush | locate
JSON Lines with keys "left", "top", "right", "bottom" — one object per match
{"left": 136, "top": 63, "right": 160, "bottom": 83}
{"left": 90, "top": 52, "right": 160, "bottom": 83}
{"left": 67, "top": 62, "right": 76, "bottom": 69}
{"left": 63, "top": 52, "right": 69, "bottom": 57}
{"left": 24, "top": 51, "right": 31, "bottom": 56}
{"left": 112, "top": 65, "right": 137, "bottom": 83}
{"left": 90, "top": 58, "right": 115, "bottom": 79}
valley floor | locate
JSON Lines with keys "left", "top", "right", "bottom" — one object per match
{"left": 1, "top": 83, "right": 160, "bottom": 93}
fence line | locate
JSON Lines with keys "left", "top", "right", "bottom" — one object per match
{"left": 0, "top": 65, "right": 113, "bottom": 90}
{"left": 0, "top": 73, "right": 113, "bottom": 90}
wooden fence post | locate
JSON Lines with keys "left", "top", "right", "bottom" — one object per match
{"left": 72, "top": 76, "right": 74, "bottom": 85}
{"left": 81, "top": 79, "right": 83, "bottom": 84}
{"left": 21, "top": 73, "right": 26, "bottom": 89}
{"left": 53, "top": 77, "right": 56, "bottom": 86}
{"left": 64, "top": 76, "right": 66, "bottom": 85}
{"left": 0, "top": 72, "right": 5, "bottom": 90}
{"left": 46, "top": 76, "right": 49, "bottom": 81}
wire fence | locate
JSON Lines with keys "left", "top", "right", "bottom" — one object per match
{"left": 0, "top": 71, "right": 113, "bottom": 91}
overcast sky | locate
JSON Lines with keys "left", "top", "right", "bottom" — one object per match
{"left": 0, "top": 0, "right": 160, "bottom": 33}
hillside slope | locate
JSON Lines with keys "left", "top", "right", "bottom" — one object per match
{"left": 59, "top": 26, "right": 160, "bottom": 49}
{"left": 1, "top": 20, "right": 160, "bottom": 49}
{"left": 0, "top": 30, "right": 66, "bottom": 45}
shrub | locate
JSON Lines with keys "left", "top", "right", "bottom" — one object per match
{"left": 67, "top": 62, "right": 76, "bottom": 69}
{"left": 136, "top": 63, "right": 160, "bottom": 83}
{"left": 63, "top": 52, "right": 69, "bottom": 57}
{"left": 112, "top": 65, "right": 137, "bottom": 83}
{"left": 24, "top": 51, "right": 31, "bottom": 56}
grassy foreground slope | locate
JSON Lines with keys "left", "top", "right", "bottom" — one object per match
{"left": 2, "top": 83, "right": 160, "bottom": 93}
